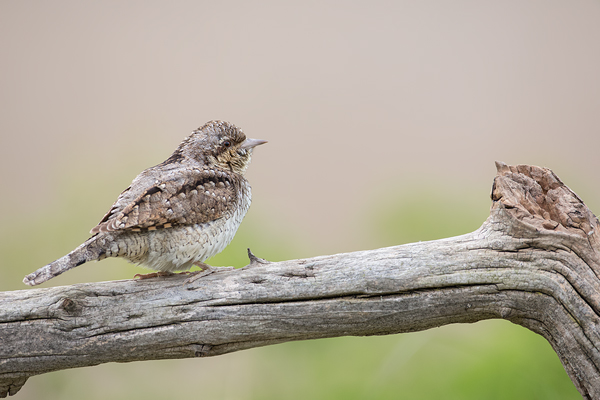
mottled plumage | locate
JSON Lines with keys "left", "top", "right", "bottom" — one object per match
{"left": 23, "top": 120, "right": 266, "bottom": 286}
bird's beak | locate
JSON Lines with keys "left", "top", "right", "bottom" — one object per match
{"left": 241, "top": 138, "right": 268, "bottom": 150}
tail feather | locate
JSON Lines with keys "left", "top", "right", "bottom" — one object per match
{"left": 23, "top": 236, "right": 104, "bottom": 286}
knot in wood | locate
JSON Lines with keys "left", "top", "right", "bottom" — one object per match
{"left": 60, "top": 298, "right": 78, "bottom": 313}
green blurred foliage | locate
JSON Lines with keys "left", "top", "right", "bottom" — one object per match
{"left": 368, "top": 183, "right": 491, "bottom": 246}
{"left": 3, "top": 175, "right": 582, "bottom": 399}
{"left": 253, "top": 321, "right": 579, "bottom": 400}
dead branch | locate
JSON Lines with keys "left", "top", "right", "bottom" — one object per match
{"left": 1, "top": 162, "right": 599, "bottom": 398}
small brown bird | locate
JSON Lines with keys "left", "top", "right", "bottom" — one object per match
{"left": 23, "top": 121, "right": 266, "bottom": 286}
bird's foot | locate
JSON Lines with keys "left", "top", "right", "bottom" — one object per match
{"left": 242, "top": 248, "right": 270, "bottom": 269}
{"left": 184, "top": 262, "right": 234, "bottom": 284}
{"left": 134, "top": 271, "right": 181, "bottom": 280}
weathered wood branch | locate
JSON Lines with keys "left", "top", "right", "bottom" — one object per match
{"left": 1, "top": 162, "right": 599, "bottom": 398}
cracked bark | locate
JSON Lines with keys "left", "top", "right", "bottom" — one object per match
{"left": 1, "top": 162, "right": 599, "bottom": 398}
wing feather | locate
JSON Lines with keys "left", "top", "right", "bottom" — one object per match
{"left": 90, "top": 166, "right": 239, "bottom": 234}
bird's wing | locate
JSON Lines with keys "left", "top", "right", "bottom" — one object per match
{"left": 90, "top": 166, "right": 240, "bottom": 234}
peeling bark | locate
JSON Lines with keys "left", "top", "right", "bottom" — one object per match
{"left": 1, "top": 162, "right": 599, "bottom": 398}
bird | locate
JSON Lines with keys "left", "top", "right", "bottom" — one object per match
{"left": 23, "top": 120, "right": 266, "bottom": 286}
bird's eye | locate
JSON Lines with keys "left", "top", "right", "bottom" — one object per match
{"left": 223, "top": 140, "right": 231, "bottom": 148}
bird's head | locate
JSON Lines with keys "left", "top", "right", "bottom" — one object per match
{"left": 177, "top": 120, "right": 267, "bottom": 175}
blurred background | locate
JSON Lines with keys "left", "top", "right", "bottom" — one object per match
{"left": 1, "top": 0, "right": 598, "bottom": 398}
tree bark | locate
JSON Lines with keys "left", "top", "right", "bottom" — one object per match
{"left": 1, "top": 162, "right": 599, "bottom": 398}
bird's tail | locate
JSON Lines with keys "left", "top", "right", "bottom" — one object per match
{"left": 23, "top": 236, "right": 105, "bottom": 286}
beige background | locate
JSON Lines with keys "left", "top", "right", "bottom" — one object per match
{"left": 1, "top": 1, "right": 598, "bottom": 398}
{"left": 2, "top": 0, "right": 599, "bottom": 256}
